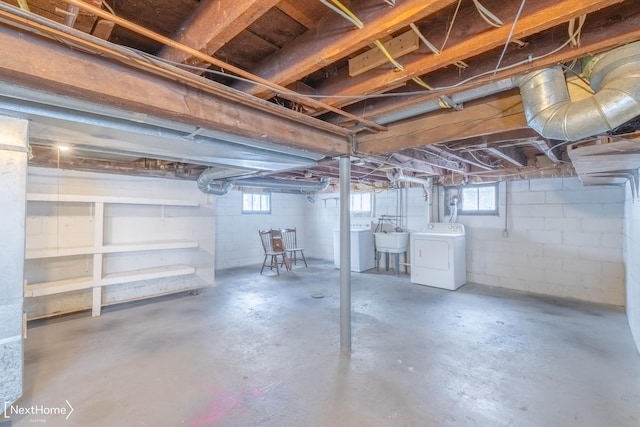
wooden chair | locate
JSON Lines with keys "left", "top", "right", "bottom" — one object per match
{"left": 259, "top": 230, "right": 290, "bottom": 275}
{"left": 281, "top": 228, "right": 307, "bottom": 268}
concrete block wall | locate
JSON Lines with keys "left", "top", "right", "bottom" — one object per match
{"left": 25, "top": 168, "right": 215, "bottom": 318}
{"left": 215, "top": 178, "right": 624, "bottom": 307}
{"left": 0, "top": 116, "right": 28, "bottom": 406}
{"left": 443, "top": 177, "right": 625, "bottom": 306}
{"left": 303, "top": 193, "right": 340, "bottom": 261}
{"left": 214, "top": 190, "right": 308, "bottom": 269}
{"left": 304, "top": 187, "right": 431, "bottom": 262}
{"left": 623, "top": 183, "right": 640, "bottom": 353}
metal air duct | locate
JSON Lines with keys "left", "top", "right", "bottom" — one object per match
{"left": 517, "top": 41, "right": 640, "bottom": 141}
{"left": 197, "top": 169, "right": 233, "bottom": 195}
{"left": 232, "top": 177, "right": 330, "bottom": 193}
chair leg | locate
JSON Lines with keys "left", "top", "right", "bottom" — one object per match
{"left": 260, "top": 255, "right": 268, "bottom": 274}
{"left": 300, "top": 251, "right": 308, "bottom": 268}
{"left": 272, "top": 255, "right": 280, "bottom": 275}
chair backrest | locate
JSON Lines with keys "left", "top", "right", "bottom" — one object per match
{"left": 259, "top": 230, "right": 273, "bottom": 254}
{"left": 259, "top": 230, "right": 284, "bottom": 254}
{"left": 281, "top": 228, "right": 298, "bottom": 250}
{"left": 270, "top": 228, "right": 282, "bottom": 239}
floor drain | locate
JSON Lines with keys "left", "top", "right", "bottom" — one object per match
{"left": 310, "top": 293, "right": 324, "bottom": 299}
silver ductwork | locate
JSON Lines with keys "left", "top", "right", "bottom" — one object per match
{"left": 197, "top": 169, "right": 233, "bottom": 195}
{"left": 388, "top": 171, "right": 433, "bottom": 202}
{"left": 232, "top": 177, "right": 330, "bottom": 193}
{"left": 517, "top": 41, "right": 640, "bottom": 141}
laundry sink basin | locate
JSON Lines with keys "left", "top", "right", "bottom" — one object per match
{"left": 374, "top": 232, "right": 409, "bottom": 253}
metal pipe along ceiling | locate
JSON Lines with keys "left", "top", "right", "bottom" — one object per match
{"left": 232, "top": 177, "right": 330, "bottom": 193}
{"left": 517, "top": 41, "right": 640, "bottom": 141}
{"left": 197, "top": 170, "right": 234, "bottom": 195}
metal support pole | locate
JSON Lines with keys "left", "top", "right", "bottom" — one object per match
{"left": 339, "top": 156, "right": 351, "bottom": 354}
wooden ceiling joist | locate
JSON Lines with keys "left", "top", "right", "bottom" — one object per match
{"left": 331, "top": 0, "right": 640, "bottom": 127}
{"left": 233, "top": 0, "right": 459, "bottom": 98}
{"left": 0, "top": 25, "right": 349, "bottom": 155}
{"left": 56, "top": 0, "right": 386, "bottom": 132}
{"left": 331, "top": 2, "right": 640, "bottom": 129}
{"left": 313, "top": 0, "right": 625, "bottom": 106}
{"left": 158, "top": 0, "right": 280, "bottom": 65}
{"left": 357, "top": 92, "right": 528, "bottom": 155}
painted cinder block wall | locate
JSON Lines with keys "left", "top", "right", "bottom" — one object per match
{"left": 0, "top": 116, "right": 28, "bottom": 407}
{"left": 25, "top": 167, "right": 215, "bottom": 319}
{"left": 623, "top": 183, "right": 640, "bottom": 353}
{"left": 298, "top": 177, "right": 624, "bottom": 306}
{"left": 213, "top": 187, "right": 430, "bottom": 269}
{"left": 303, "top": 187, "right": 431, "bottom": 262}
{"left": 213, "top": 177, "right": 625, "bottom": 306}
{"left": 434, "top": 177, "right": 625, "bottom": 306}
{"left": 214, "top": 190, "right": 307, "bottom": 270}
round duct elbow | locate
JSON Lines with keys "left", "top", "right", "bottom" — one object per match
{"left": 517, "top": 41, "right": 640, "bottom": 141}
{"left": 197, "top": 169, "right": 233, "bottom": 195}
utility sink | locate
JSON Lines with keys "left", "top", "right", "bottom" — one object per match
{"left": 374, "top": 232, "right": 410, "bottom": 253}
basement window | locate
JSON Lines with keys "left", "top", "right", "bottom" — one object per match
{"left": 351, "top": 192, "right": 373, "bottom": 216}
{"left": 242, "top": 192, "right": 271, "bottom": 214}
{"left": 445, "top": 183, "right": 498, "bottom": 216}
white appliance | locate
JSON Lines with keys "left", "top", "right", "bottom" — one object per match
{"left": 410, "top": 223, "right": 466, "bottom": 290}
{"left": 333, "top": 227, "right": 375, "bottom": 272}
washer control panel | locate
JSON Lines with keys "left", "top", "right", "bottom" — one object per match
{"left": 421, "top": 223, "right": 465, "bottom": 235}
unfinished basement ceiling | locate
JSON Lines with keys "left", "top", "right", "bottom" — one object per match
{"left": 1, "top": 0, "right": 640, "bottom": 187}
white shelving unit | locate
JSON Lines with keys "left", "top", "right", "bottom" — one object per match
{"left": 25, "top": 193, "right": 200, "bottom": 317}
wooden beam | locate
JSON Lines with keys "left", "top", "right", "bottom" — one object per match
{"left": 314, "top": 0, "right": 625, "bottom": 105}
{"left": 334, "top": 0, "right": 640, "bottom": 125}
{"left": 0, "top": 25, "right": 349, "bottom": 155}
{"left": 91, "top": 19, "right": 114, "bottom": 40}
{"left": 234, "top": 0, "right": 459, "bottom": 97}
{"left": 357, "top": 92, "right": 528, "bottom": 155}
{"left": 158, "top": 0, "right": 280, "bottom": 65}
{"left": 56, "top": 0, "right": 385, "bottom": 131}
{"left": 484, "top": 147, "right": 526, "bottom": 167}
{"left": 276, "top": 0, "right": 325, "bottom": 30}
{"left": 349, "top": 30, "right": 419, "bottom": 77}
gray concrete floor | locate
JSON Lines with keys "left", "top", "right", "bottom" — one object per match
{"left": 5, "top": 260, "right": 640, "bottom": 427}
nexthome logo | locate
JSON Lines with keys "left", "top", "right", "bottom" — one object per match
{"left": 3, "top": 400, "right": 74, "bottom": 421}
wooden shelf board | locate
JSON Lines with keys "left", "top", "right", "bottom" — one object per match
{"left": 26, "top": 264, "right": 196, "bottom": 297}
{"left": 26, "top": 241, "right": 199, "bottom": 259}
{"left": 27, "top": 193, "right": 199, "bottom": 207}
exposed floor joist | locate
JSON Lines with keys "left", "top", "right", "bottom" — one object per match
{"left": 331, "top": 0, "right": 640, "bottom": 127}
{"left": 158, "top": 0, "right": 281, "bottom": 65}
{"left": 234, "top": 0, "right": 459, "bottom": 98}
{"left": 0, "top": 25, "right": 349, "bottom": 155}
{"left": 313, "top": 0, "right": 625, "bottom": 108}
{"left": 357, "top": 92, "right": 528, "bottom": 155}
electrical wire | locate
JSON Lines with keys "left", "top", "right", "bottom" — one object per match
{"left": 145, "top": 33, "right": 578, "bottom": 101}
{"left": 473, "top": 0, "right": 504, "bottom": 28}
{"left": 8, "top": 0, "right": 587, "bottom": 107}
{"left": 441, "top": 0, "right": 462, "bottom": 52}
{"left": 494, "top": 0, "right": 526, "bottom": 74}
{"left": 466, "top": 150, "right": 498, "bottom": 169}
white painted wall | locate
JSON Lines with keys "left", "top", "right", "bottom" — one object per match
{"left": 623, "top": 183, "right": 640, "bottom": 353}
{"left": 214, "top": 190, "right": 307, "bottom": 269}
{"left": 213, "top": 187, "right": 431, "bottom": 268}
{"left": 214, "top": 177, "right": 625, "bottom": 307}
{"left": 303, "top": 187, "right": 431, "bottom": 262}
{"left": 301, "top": 177, "right": 624, "bottom": 306}
{"left": 433, "top": 177, "right": 625, "bottom": 305}
{"left": 25, "top": 167, "right": 215, "bottom": 318}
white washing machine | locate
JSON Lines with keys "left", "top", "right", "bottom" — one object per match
{"left": 333, "top": 228, "right": 375, "bottom": 272}
{"left": 410, "top": 223, "right": 466, "bottom": 290}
